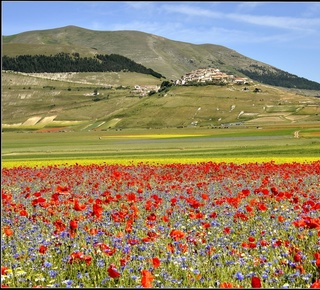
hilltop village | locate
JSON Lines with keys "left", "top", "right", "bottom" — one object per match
{"left": 175, "top": 68, "right": 249, "bottom": 85}
{"left": 133, "top": 68, "right": 251, "bottom": 96}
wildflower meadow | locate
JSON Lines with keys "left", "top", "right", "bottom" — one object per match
{"left": 1, "top": 160, "right": 320, "bottom": 288}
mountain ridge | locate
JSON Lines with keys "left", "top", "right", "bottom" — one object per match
{"left": 3, "top": 25, "right": 320, "bottom": 90}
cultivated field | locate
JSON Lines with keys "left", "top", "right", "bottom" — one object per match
{"left": 2, "top": 124, "right": 320, "bottom": 168}
{"left": 2, "top": 70, "right": 320, "bottom": 131}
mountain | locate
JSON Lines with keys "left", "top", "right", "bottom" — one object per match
{"left": 3, "top": 25, "right": 320, "bottom": 90}
{"left": 2, "top": 25, "right": 320, "bottom": 131}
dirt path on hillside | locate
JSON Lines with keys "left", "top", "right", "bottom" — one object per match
{"left": 294, "top": 131, "right": 300, "bottom": 138}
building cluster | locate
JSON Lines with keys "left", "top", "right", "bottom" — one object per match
{"left": 175, "top": 68, "right": 249, "bottom": 85}
{"left": 132, "top": 85, "right": 160, "bottom": 96}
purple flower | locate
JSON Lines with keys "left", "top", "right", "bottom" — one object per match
{"left": 235, "top": 271, "right": 244, "bottom": 281}
{"left": 43, "top": 261, "right": 52, "bottom": 268}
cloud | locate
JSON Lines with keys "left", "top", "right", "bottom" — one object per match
{"left": 228, "top": 13, "right": 320, "bottom": 31}
{"left": 235, "top": 2, "right": 265, "bottom": 12}
{"left": 162, "top": 4, "right": 222, "bottom": 18}
{"left": 161, "top": 3, "right": 320, "bottom": 32}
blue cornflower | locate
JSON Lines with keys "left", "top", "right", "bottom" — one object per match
{"left": 60, "top": 231, "right": 69, "bottom": 238}
{"left": 211, "top": 254, "right": 220, "bottom": 260}
{"left": 63, "top": 280, "right": 73, "bottom": 286}
{"left": 246, "top": 272, "right": 255, "bottom": 278}
{"left": 239, "top": 258, "right": 246, "bottom": 266}
{"left": 97, "top": 259, "right": 105, "bottom": 268}
{"left": 225, "top": 260, "right": 234, "bottom": 265}
{"left": 138, "top": 245, "right": 146, "bottom": 251}
{"left": 123, "top": 245, "right": 131, "bottom": 254}
{"left": 48, "top": 270, "right": 57, "bottom": 278}
{"left": 43, "top": 261, "right": 52, "bottom": 268}
{"left": 210, "top": 220, "right": 220, "bottom": 227}
{"left": 235, "top": 271, "right": 244, "bottom": 281}
{"left": 193, "top": 269, "right": 200, "bottom": 275}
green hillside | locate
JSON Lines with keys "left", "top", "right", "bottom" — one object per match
{"left": 2, "top": 70, "right": 319, "bottom": 131}
{"left": 3, "top": 25, "right": 320, "bottom": 90}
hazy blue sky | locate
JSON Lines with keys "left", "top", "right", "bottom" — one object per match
{"left": 2, "top": 1, "right": 320, "bottom": 83}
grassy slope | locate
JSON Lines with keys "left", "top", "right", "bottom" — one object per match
{"left": 2, "top": 70, "right": 320, "bottom": 131}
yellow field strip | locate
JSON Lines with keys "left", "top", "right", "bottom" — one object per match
{"left": 100, "top": 134, "right": 205, "bottom": 139}
{"left": 2, "top": 157, "right": 319, "bottom": 168}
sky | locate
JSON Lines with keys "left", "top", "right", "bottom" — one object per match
{"left": 2, "top": 1, "right": 320, "bottom": 84}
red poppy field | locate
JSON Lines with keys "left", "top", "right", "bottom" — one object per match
{"left": 1, "top": 161, "right": 320, "bottom": 288}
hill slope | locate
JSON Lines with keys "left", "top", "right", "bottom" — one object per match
{"left": 3, "top": 25, "right": 320, "bottom": 90}
{"left": 2, "top": 70, "right": 320, "bottom": 131}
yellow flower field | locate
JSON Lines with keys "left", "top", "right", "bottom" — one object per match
{"left": 2, "top": 156, "right": 319, "bottom": 169}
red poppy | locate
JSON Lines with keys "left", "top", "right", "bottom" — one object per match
{"left": 152, "top": 257, "right": 160, "bottom": 268}
{"left": 201, "top": 193, "right": 209, "bottom": 200}
{"left": 141, "top": 269, "right": 154, "bottom": 288}
{"left": 107, "top": 264, "right": 120, "bottom": 278}
{"left": 73, "top": 199, "right": 86, "bottom": 211}
{"left": 209, "top": 212, "right": 217, "bottom": 218}
{"left": 245, "top": 205, "right": 253, "bottom": 212}
{"left": 201, "top": 222, "right": 211, "bottom": 229}
{"left": 126, "top": 192, "right": 138, "bottom": 203}
{"left": 3, "top": 226, "right": 13, "bottom": 237}
{"left": 220, "top": 282, "right": 234, "bottom": 288}
{"left": 169, "top": 229, "right": 185, "bottom": 241}
{"left": 147, "top": 213, "right": 156, "bottom": 221}
{"left": 39, "top": 245, "right": 47, "bottom": 254}
{"left": 257, "top": 203, "right": 267, "bottom": 211}
{"left": 251, "top": 276, "right": 261, "bottom": 288}
{"left": 223, "top": 227, "right": 231, "bottom": 234}
{"left": 92, "top": 203, "right": 103, "bottom": 219}
{"left": 311, "top": 279, "right": 320, "bottom": 288}
{"left": 162, "top": 215, "right": 169, "bottom": 222}
{"left": 314, "top": 253, "right": 320, "bottom": 268}
{"left": 56, "top": 185, "right": 70, "bottom": 195}
{"left": 53, "top": 219, "right": 66, "bottom": 234}
{"left": 69, "top": 219, "right": 78, "bottom": 230}
{"left": 95, "top": 243, "right": 116, "bottom": 256}
{"left": 294, "top": 253, "right": 303, "bottom": 263}
{"left": 1, "top": 266, "right": 9, "bottom": 275}
{"left": 19, "top": 210, "right": 28, "bottom": 217}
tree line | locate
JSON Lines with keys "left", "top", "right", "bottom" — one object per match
{"left": 2, "top": 52, "right": 164, "bottom": 79}
{"left": 238, "top": 65, "right": 320, "bottom": 90}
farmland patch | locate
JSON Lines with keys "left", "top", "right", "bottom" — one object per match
{"left": 22, "top": 116, "right": 42, "bottom": 126}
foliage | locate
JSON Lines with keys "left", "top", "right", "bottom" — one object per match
{"left": 238, "top": 65, "right": 320, "bottom": 90}
{"left": 2, "top": 52, "right": 164, "bottom": 78}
